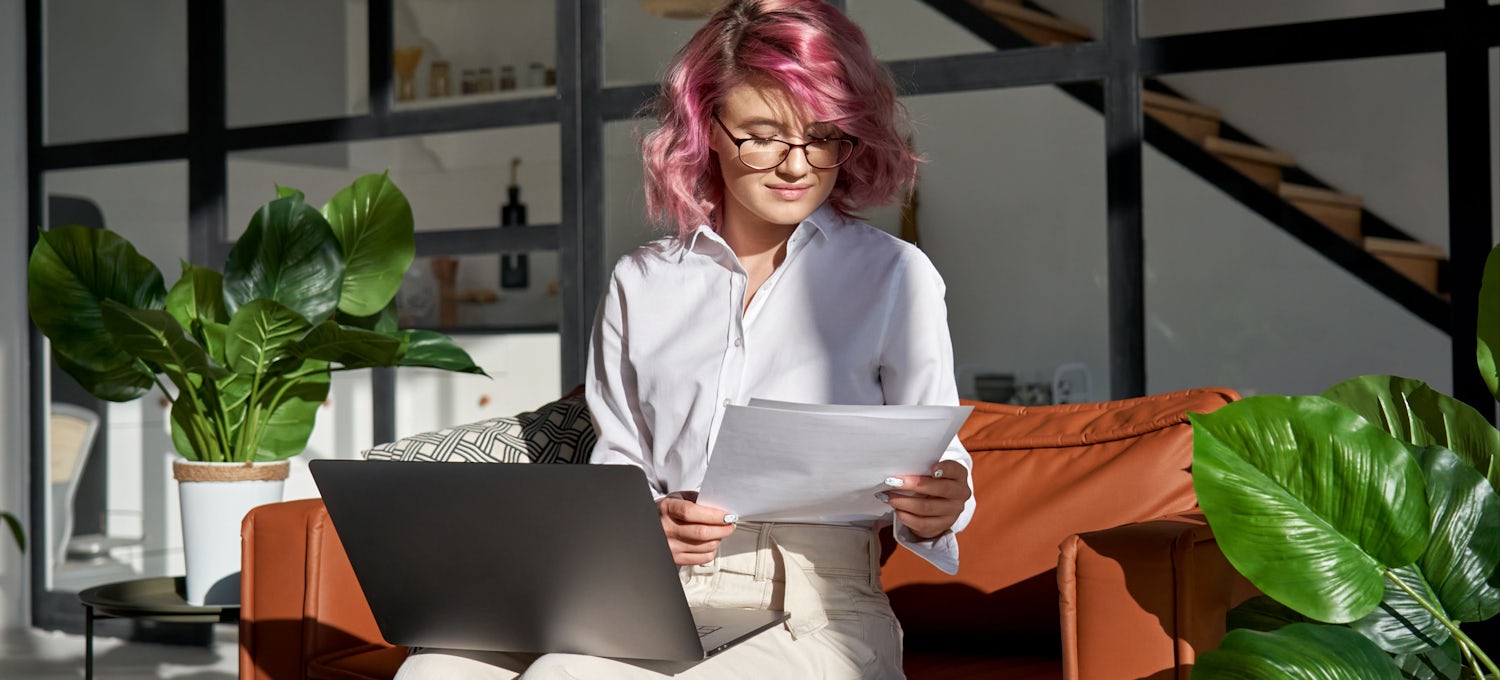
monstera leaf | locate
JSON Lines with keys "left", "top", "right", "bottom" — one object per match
{"left": 321, "top": 171, "right": 415, "bottom": 318}
{"left": 1191, "top": 396, "right": 1430, "bottom": 624}
{"left": 1323, "top": 375, "right": 1500, "bottom": 490}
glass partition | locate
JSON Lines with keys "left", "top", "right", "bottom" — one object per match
{"left": 901, "top": 86, "right": 1109, "bottom": 404}
{"left": 44, "top": 0, "right": 187, "bottom": 144}
{"left": 227, "top": 0, "right": 370, "bottom": 127}
{"left": 1143, "top": 54, "right": 1453, "bottom": 398}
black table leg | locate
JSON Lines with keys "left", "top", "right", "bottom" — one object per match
{"left": 84, "top": 604, "right": 94, "bottom": 680}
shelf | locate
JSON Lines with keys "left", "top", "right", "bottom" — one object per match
{"left": 391, "top": 86, "right": 557, "bottom": 113}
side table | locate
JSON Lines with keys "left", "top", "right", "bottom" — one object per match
{"left": 76, "top": 576, "right": 237, "bottom": 680}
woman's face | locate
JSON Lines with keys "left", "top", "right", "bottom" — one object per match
{"left": 712, "top": 83, "right": 842, "bottom": 231}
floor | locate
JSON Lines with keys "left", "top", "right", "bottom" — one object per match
{"left": 0, "top": 624, "right": 238, "bottom": 679}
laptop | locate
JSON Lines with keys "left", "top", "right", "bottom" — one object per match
{"left": 308, "top": 459, "right": 788, "bottom": 661}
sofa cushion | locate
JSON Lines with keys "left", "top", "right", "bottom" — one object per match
{"left": 363, "top": 393, "right": 594, "bottom": 464}
{"left": 881, "top": 387, "right": 1238, "bottom": 646}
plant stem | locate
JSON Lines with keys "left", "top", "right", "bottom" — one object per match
{"left": 1386, "top": 571, "right": 1500, "bottom": 679}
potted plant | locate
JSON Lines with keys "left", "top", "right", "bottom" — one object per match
{"left": 1190, "top": 242, "right": 1500, "bottom": 679}
{"left": 27, "top": 172, "right": 483, "bottom": 605}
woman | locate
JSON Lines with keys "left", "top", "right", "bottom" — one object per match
{"left": 397, "top": 1, "right": 973, "bottom": 677}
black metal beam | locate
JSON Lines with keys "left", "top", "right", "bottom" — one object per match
{"left": 1141, "top": 10, "right": 1451, "bottom": 76}
{"left": 602, "top": 84, "right": 657, "bottom": 122}
{"left": 187, "top": 0, "right": 227, "bottom": 268}
{"left": 414, "top": 224, "right": 559, "bottom": 257}
{"left": 25, "top": 0, "right": 47, "bottom": 631}
{"left": 887, "top": 43, "right": 1106, "bottom": 95}
{"left": 368, "top": 0, "right": 393, "bottom": 119}
{"left": 1104, "top": 0, "right": 1145, "bottom": 399}
{"left": 223, "top": 97, "right": 559, "bottom": 152}
{"left": 1445, "top": 0, "right": 1497, "bottom": 422}
{"left": 557, "top": 0, "right": 606, "bottom": 392}
{"left": 39, "top": 135, "right": 193, "bottom": 171}
{"left": 920, "top": 0, "right": 1048, "bottom": 51}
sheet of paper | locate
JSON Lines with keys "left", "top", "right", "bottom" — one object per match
{"left": 697, "top": 401, "right": 971, "bottom": 523}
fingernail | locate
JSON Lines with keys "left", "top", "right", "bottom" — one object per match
{"left": 723, "top": 514, "right": 738, "bottom": 524}
{"left": 884, "top": 477, "right": 904, "bottom": 488}
{"left": 932, "top": 468, "right": 944, "bottom": 478}
{"left": 875, "top": 492, "right": 890, "bottom": 503}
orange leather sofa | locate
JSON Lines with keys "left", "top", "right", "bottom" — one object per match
{"left": 240, "top": 387, "right": 1255, "bottom": 680}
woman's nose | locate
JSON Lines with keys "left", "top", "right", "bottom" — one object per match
{"left": 778, "top": 145, "right": 811, "bottom": 176}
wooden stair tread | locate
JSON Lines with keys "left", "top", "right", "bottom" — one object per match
{"left": 1142, "top": 91, "right": 1222, "bottom": 120}
{"left": 1365, "top": 236, "right": 1445, "bottom": 260}
{"left": 976, "top": 0, "right": 1093, "bottom": 41}
{"left": 1203, "top": 136, "right": 1296, "bottom": 167}
{"left": 1278, "top": 183, "right": 1364, "bottom": 208}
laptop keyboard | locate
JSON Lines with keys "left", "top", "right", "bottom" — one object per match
{"left": 696, "top": 625, "right": 722, "bottom": 638}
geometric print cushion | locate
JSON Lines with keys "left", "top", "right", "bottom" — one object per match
{"left": 363, "top": 392, "right": 595, "bottom": 464}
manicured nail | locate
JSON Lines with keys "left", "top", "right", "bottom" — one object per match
{"left": 875, "top": 492, "right": 890, "bottom": 503}
{"left": 723, "top": 514, "right": 738, "bottom": 524}
{"left": 884, "top": 477, "right": 904, "bottom": 488}
{"left": 932, "top": 468, "right": 944, "bottom": 478}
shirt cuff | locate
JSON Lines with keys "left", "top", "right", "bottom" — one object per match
{"left": 893, "top": 519, "right": 960, "bottom": 575}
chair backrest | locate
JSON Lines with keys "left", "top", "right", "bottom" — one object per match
{"left": 880, "top": 387, "right": 1238, "bottom": 651}
{"left": 49, "top": 402, "right": 101, "bottom": 566}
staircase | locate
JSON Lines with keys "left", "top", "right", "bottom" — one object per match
{"left": 943, "top": 0, "right": 1452, "bottom": 327}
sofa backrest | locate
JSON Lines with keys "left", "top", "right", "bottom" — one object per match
{"left": 880, "top": 387, "right": 1238, "bottom": 651}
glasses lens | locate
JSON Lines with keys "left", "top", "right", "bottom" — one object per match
{"left": 806, "top": 139, "right": 854, "bottom": 169}
{"left": 738, "top": 139, "right": 788, "bottom": 170}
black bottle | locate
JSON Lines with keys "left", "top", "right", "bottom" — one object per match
{"left": 501, "top": 158, "right": 528, "bottom": 289}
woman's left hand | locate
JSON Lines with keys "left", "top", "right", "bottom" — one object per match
{"left": 883, "top": 460, "right": 971, "bottom": 540}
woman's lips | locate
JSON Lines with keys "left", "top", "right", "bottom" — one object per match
{"left": 768, "top": 185, "right": 810, "bottom": 200}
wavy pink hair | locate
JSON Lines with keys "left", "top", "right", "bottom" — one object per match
{"left": 641, "top": 0, "right": 920, "bottom": 239}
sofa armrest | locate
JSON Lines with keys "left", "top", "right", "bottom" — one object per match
{"left": 241, "top": 498, "right": 396, "bottom": 680}
{"left": 1058, "top": 513, "right": 1257, "bottom": 680}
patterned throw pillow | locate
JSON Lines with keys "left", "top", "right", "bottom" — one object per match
{"left": 363, "top": 393, "right": 595, "bottom": 464}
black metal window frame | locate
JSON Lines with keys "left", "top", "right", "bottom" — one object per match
{"left": 24, "top": 0, "right": 1497, "bottom": 631}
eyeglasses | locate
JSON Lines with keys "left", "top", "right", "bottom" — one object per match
{"left": 713, "top": 116, "right": 857, "bottom": 170}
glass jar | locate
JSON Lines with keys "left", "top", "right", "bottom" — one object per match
{"left": 475, "top": 67, "right": 496, "bottom": 93}
{"left": 429, "top": 60, "right": 451, "bottom": 98}
{"left": 461, "top": 68, "right": 477, "bottom": 94}
{"left": 498, "top": 65, "right": 517, "bottom": 91}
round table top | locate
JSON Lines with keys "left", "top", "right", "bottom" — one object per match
{"left": 77, "top": 576, "right": 235, "bottom": 622}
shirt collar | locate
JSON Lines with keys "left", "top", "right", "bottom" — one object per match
{"left": 681, "top": 202, "right": 841, "bottom": 262}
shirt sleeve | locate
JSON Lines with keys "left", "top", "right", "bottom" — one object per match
{"left": 878, "top": 249, "right": 975, "bottom": 576}
{"left": 585, "top": 269, "right": 663, "bottom": 499}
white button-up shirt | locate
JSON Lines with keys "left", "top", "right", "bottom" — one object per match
{"left": 586, "top": 204, "right": 974, "bottom": 574}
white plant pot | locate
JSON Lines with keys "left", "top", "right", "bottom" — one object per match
{"left": 173, "top": 460, "right": 289, "bottom": 606}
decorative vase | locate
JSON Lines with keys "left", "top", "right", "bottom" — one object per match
{"left": 172, "top": 460, "right": 290, "bottom": 606}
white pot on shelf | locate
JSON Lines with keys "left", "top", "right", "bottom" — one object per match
{"left": 172, "top": 460, "right": 290, "bottom": 606}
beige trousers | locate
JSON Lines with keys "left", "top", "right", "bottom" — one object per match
{"left": 393, "top": 522, "right": 904, "bottom": 679}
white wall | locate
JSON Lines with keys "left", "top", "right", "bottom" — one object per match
{"left": 1, "top": 0, "right": 30, "bottom": 632}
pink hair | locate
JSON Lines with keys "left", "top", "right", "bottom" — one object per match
{"left": 641, "top": 0, "right": 920, "bottom": 239}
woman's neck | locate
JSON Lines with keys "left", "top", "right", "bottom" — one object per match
{"left": 719, "top": 205, "right": 799, "bottom": 312}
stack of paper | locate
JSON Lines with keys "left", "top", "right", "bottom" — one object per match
{"left": 697, "top": 399, "right": 972, "bottom": 523}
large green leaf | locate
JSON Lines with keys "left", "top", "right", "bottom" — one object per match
{"left": 1393, "top": 637, "right": 1463, "bottom": 680}
{"left": 1323, "top": 375, "right": 1500, "bottom": 490}
{"left": 100, "top": 302, "right": 229, "bottom": 386}
{"left": 225, "top": 300, "right": 313, "bottom": 377}
{"left": 1479, "top": 243, "right": 1499, "bottom": 401}
{"left": 1, "top": 511, "right": 24, "bottom": 553}
{"left": 337, "top": 298, "right": 399, "bottom": 333}
{"left": 1350, "top": 565, "right": 1449, "bottom": 654}
{"left": 322, "top": 172, "right": 414, "bottom": 317}
{"left": 170, "top": 390, "right": 227, "bottom": 462}
{"left": 290, "top": 322, "right": 407, "bottom": 368}
{"left": 399, "top": 330, "right": 487, "bottom": 375}
{"left": 1191, "top": 396, "right": 1430, "bottom": 623}
{"left": 1411, "top": 446, "right": 1500, "bottom": 621}
{"left": 223, "top": 194, "right": 345, "bottom": 323}
{"left": 165, "top": 262, "right": 229, "bottom": 334}
{"left": 53, "top": 351, "right": 154, "bottom": 402}
{"left": 1226, "top": 595, "right": 1315, "bottom": 633}
{"left": 1191, "top": 623, "right": 1404, "bottom": 679}
{"left": 29, "top": 225, "right": 166, "bottom": 372}
{"left": 246, "top": 367, "right": 329, "bottom": 461}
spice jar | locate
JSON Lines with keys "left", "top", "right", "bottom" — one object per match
{"left": 461, "top": 68, "right": 477, "bottom": 94}
{"left": 429, "top": 60, "right": 451, "bottom": 98}
{"left": 476, "top": 67, "right": 496, "bottom": 93}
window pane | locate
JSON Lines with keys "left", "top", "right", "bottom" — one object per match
{"left": 1131, "top": 0, "right": 1440, "bottom": 38}
{"left": 41, "top": 161, "right": 187, "bottom": 592}
{"left": 904, "top": 87, "right": 1109, "bottom": 403}
{"left": 44, "top": 0, "right": 187, "bottom": 144}
{"left": 227, "top": 0, "right": 370, "bottom": 127}
{"left": 604, "top": 0, "right": 708, "bottom": 87}
{"left": 1144, "top": 55, "right": 1453, "bottom": 398}
{"left": 387, "top": 0, "right": 556, "bottom": 112}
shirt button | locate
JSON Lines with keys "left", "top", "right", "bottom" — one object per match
{"left": 722, "top": 398, "right": 732, "bottom": 407}
{"left": 734, "top": 337, "right": 743, "bottom": 347}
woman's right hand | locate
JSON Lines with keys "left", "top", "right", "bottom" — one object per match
{"left": 657, "top": 495, "right": 737, "bottom": 566}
